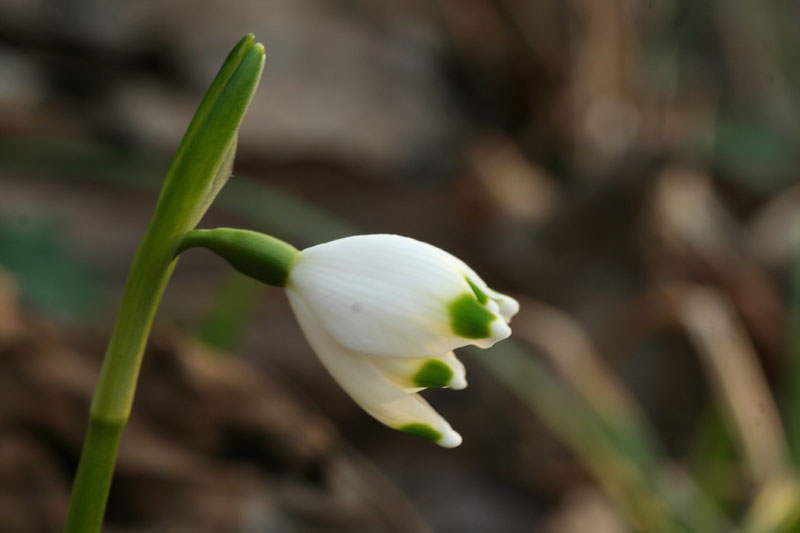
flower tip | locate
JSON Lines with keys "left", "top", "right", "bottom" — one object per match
{"left": 398, "top": 422, "right": 461, "bottom": 447}
{"left": 448, "top": 371, "right": 468, "bottom": 390}
{"left": 238, "top": 33, "right": 255, "bottom": 49}
{"left": 492, "top": 316, "right": 512, "bottom": 339}
{"left": 473, "top": 318, "right": 512, "bottom": 349}
{"left": 498, "top": 295, "right": 520, "bottom": 321}
{"left": 438, "top": 430, "right": 463, "bottom": 448}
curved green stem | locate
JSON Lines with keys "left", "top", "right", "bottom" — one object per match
{"left": 178, "top": 228, "right": 298, "bottom": 287}
{"left": 65, "top": 228, "right": 179, "bottom": 532}
{"left": 64, "top": 35, "right": 264, "bottom": 532}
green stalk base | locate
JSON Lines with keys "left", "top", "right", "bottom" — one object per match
{"left": 64, "top": 417, "right": 125, "bottom": 532}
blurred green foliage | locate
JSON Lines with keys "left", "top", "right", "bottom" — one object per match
{"left": 0, "top": 216, "right": 101, "bottom": 321}
{"left": 713, "top": 111, "right": 797, "bottom": 195}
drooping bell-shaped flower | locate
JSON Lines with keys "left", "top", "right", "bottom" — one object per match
{"left": 179, "top": 230, "right": 518, "bottom": 447}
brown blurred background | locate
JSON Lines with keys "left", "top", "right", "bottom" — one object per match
{"left": 2, "top": 0, "right": 800, "bottom": 531}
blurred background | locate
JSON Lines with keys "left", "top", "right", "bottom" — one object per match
{"left": 2, "top": 0, "right": 800, "bottom": 531}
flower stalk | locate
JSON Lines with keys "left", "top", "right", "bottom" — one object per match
{"left": 178, "top": 228, "right": 298, "bottom": 287}
{"left": 65, "top": 35, "right": 265, "bottom": 533}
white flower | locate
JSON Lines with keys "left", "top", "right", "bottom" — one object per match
{"left": 286, "top": 234, "right": 518, "bottom": 447}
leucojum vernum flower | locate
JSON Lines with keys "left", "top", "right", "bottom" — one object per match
{"left": 179, "top": 229, "right": 519, "bottom": 447}
{"left": 65, "top": 34, "right": 518, "bottom": 533}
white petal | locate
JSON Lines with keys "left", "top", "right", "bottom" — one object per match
{"left": 492, "top": 293, "right": 520, "bottom": 322}
{"left": 485, "top": 299, "right": 500, "bottom": 314}
{"left": 289, "top": 234, "right": 505, "bottom": 357}
{"left": 471, "top": 318, "right": 512, "bottom": 349}
{"left": 450, "top": 256, "right": 520, "bottom": 322}
{"left": 366, "top": 351, "right": 467, "bottom": 390}
{"left": 440, "top": 352, "right": 467, "bottom": 389}
{"left": 287, "top": 288, "right": 462, "bottom": 447}
{"left": 482, "top": 286, "right": 519, "bottom": 322}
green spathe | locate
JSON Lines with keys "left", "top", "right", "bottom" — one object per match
{"left": 179, "top": 228, "right": 299, "bottom": 287}
{"left": 399, "top": 422, "right": 443, "bottom": 443}
{"left": 413, "top": 359, "right": 454, "bottom": 388}
{"left": 449, "top": 293, "right": 495, "bottom": 339}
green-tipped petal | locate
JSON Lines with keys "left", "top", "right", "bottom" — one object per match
{"left": 414, "top": 360, "right": 454, "bottom": 388}
{"left": 287, "top": 289, "right": 462, "bottom": 447}
{"left": 289, "top": 234, "right": 514, "bottom": 358}
{"left": 466, "top": 277, "right": 489, "bottom": 305}
{"left": 399, "top": 423, "right": 442, "bottom": 443}
{"left": 448, "top": 294, "right": 511, "bottom": 349}
{"left": 366, "top": 352, "right": 466, "bottom": 390}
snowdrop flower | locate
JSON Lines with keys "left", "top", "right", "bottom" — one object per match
{"left": 179, "top": 230, "right": 518, "bottom": 447}
{"left": 286, "top": 235, "right": 518, "bottom": 447}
